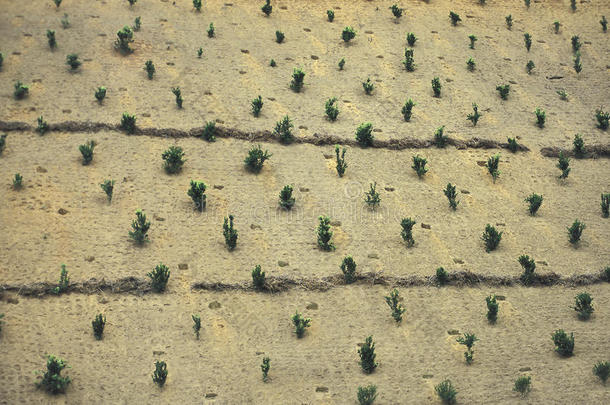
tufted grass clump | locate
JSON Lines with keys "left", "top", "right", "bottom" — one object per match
{"left": 152, "top": 361, "right": 167, "bottom": 387}
{"left": 358, "top": 336, "right": 378, "bottom": 374}
{"left": 572, "top": 292, "right": 594, "bottom": 320}
{"left": 187, "top": 180, "right": 206, "bottom": 211}
{"left": 121, "top": 112, "right": 136, "bottom": 134}
{"left": 412, "top": 155, "right": 428, "bottom": 177}
{"left": 534, "top": 108, "right": 546, "bottom": 128}
{"left": 481, "top": 224, "right": 502, "bottom": 252}
{"left": 251, "top": 95, "right": 263, "bottom": 117}
{"left": 244, "top": 145, "right": 272, "bottom": 173}
{"left": 223, "top": 215, "right": 238, "bottom": 250}
{"left": 486, "top": 295, "right": 498, "bottom": 323}
{"left": 513, "top": 376, "right": 531, "bottom": 397}
{"left": 92, "top": 314, "right": 106, "bottom": 340}
{"left": 551, "top": 329, "right": 574, "bottom": 357}
{"left": 201, "top": 121, "right": 216, "bottom": 142}
{"left": 292, "top": 311, "right": 311, "bottom": 338}
{"left": 100, "top": 179, "right": 114, "bottom": 202}
{"left": 14, "top": 81, "right": 29, "bottom": 99}
{"left": 431, "top": 77, "right": 441, "bottom": 97}
{"left": 325, "top": 97, "right": 339, "bottom": 121}
{"left": 357, "top": 385, "right": 377, "bottom": 405}
{"left": 449, "top": 11, "right": 461, "bottom": 26}
{"left": 252, "top": 264, "right": 266, "bottom": 290}
{"left": 335, "top": 145, "right": 347, "bottom": 177}
{"left": 162, "top": 146, "right": 185, "bottom": 174}
{"left": 274, "top": 115, "right": 294, "bottom": 144}
{"left": 486, "top": 154, "right": 500, "bottom": 182}
{"left": 496, "top": 84, "right": 509, "bottom": 100}
{"left": 596, "top": 107, "right": 609, "bottom": 130}
{"left": 36, "top": 355, "right": 71, "bottom": 394}
{"left": 435, "top": 379, "right": 457, "bottom": 404}
{"left": 341, "top": 256, "right": 357, "bottom": 284}
{"left": 400, "top": 217, "right": 416, "bottom": 247}
{"left": 467, "top": 103, "right": 481, "bottom": 126}
{"left": 79, "top": 140, "right": 95, "bottom": 165}
{"left": 385, "top": 289, "right": 405, "bottom": 323}
{"left": 355, "top": 122, "right": 374, "bottom": 147}
{"left": 567, "top": 219, "right": 585, "bottom": 245}
{"left": 444, "top": 183, "right": 459, "bottom": 210}
{"left": 593, "top": 361, "right": 610, "bottom": 384}
{"left": 317, "top": 215, "right": 335, "bottom": 251}
{"left": 525, "top": 193, "right": 543, "bottom": 215}
{"left": 129, "top": 209, "right": 150, "bottom": 244}
{"left": 290, "top": 68, "right": 305, "bottom": 92}
{"left": 402, "top": 99, "right": 415, "bottom": 121}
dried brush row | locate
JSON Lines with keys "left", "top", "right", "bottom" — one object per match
{"left": 540, "top": 145, "right": 610, "bottom": 159}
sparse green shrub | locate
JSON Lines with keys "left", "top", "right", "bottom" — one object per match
{"left": 251, "top": 95, "right": 263, "bottom": 117}
{"left": 60, "top": 13, "right": 70, "bottom": 29}
{"left": 557, "top": 151, "right": 570, "bottom": 179}
{"left": 66, "top": 53, "right": 80, "bottom": 70}
{"left": 292, "top": 311, "right": 311, "bottom": 338}
{"left": 148, "top": 263, "right": 170, "bottom": 293}
{"left": 402, "top": 99, "right": 415, "bottom": 121}
{"left": 37, "top": 116, "right": 49, "bottom": 135}
{"left": 364, "top": 182, "right": 380, "bottom": 208}
{"left": 507, "top": 137, "right": 518, "bottom": 152}
{"left": 92, "top": 314, "right": 105, "bottom": 340}
{"left": 127, "top": 0, "right": 137, "bottom": 6}
{"left": 327, "top": 9, "right": 334, "bottom": 22}
{"left": 524, "top": 33, "right": 532, "bottom": 51}
{"left": 144, "top": 60, "right": 155, "bottom": 79}
{"left": 435, "top": 379, "right": 457, "bottom": 404}
{"left": 197, "top": 47, "right": 203, "bottom": 58}
{"left": 551, "top": 329, "right": 574, "bottom": 357}
{"left": 121, "top": 112, "right": 136, "bottom": 134}
{"left": 261, "top": 357, "right": 270, "bottom": 382}
{"left": 290, "top": 68, "right": 305, "bottom": 92}
{"left": 357, "top": 385, "right": 377, "bottom": 405}
{"left": 274, "top": 115, "right": 294, "bottom": 143}
{"left": 36, "top": 355, "right": 71, "bottom": 394}
{"left": 497, "top": 84, "right": 510, "bottom": 100}
{"left": 534, "top": 108, "right": 545, "bottom": 128}
{"left": 325, "top": 97, "right": 339, "bottom": 121}
{"left": 79, "top": 140, "right": 95, "bottom": 165}
{"left": 571, "top": 0, "right": 576, "bottom": 12}
{"left": 525, "top": 193, "right": 543, "bottom": 215}
{"left": 406, "top": 32, "right": 417, "bottom": 46}
{"left": 152, "top": 361, "right": 167, "bottom": 387}
{"left": 593, "top": 361, "right": 610, "bottom": 384}
{"left": 115, "top": 26, "right": 134, "bottom": 53}
{"left": 385, "top": 289, "right": 405, "bottom": 323}
{"left": 505, "top": 15, "right": 513, "bottom": 30}
{"left": 54, "top": 0, "right": 62, "bottom": 7}
{"left": 486, "top": 154, "right": 500, "bottom": 182}
{"left": 467, "top": 103, "right": 481, "bottom": 126}
{"left": 338, "top": 58, "right": 345, "bottom": 70}
{"left": 162, "top": 146, "right": 185, "bottom": 174}
{"left": 0, "top": 313, "right": 4, "bottom": 334}
{"left": 481, "top": 224, "right": 502, "bottom": 252}
{"left": 601, "top": 16, "right": 608, "bottom": 32}
{"left": 444, "top": 183, "right": 459, "bottom": 210}
{"left": 14, "top": 81, "right": 29, "bottom": 99}
{"left": 355, "top": 122, "right": 374, "bottom": 147}
{"left": 47, "top": 30, "right": 56, "bottom": 49}
{"left": 275, "top": 30, "right": 285, "bottom": 43}
{"left": 573, "top": 134, "right": 585, "bottom": 157}
{"left": 317, "top": 215, "right": 335, "bottom": 251}
{"left": 270, "top": 59, "right": 276, "bottom": 67}
{"left": 95, "top": 86, "right": 106, "bottom": 103}
{"left": 0, "top": 52, "right": 3, "bottom": 70}
{"left": 466, "top": 57, "right": 476, "bottom": 71}
{"left": 596, "top": 107, "right": 609, "bottom": 130}
{"left": 252, "top": 265, "right": 266, "bottom": 290}
{"left": 207, "top": 23, "right": 215, "bottom": 38}
{"left": 133, "top": 16, "right": 141, "bottom": 31}
{"left": 403, "top": 48, "right": 415, "bottom": 71}
{"left": 223, "top": 215, "right": 238, "bottom": 250}
{"left": 400, "top": 217, "right": 416, "bottom": 247}
{"left": 553, "top": 21, "right": 560, "bottom": 34}
{"left": 412, "top": 155, "right": 428, "bottom": 177}
{"left": 13, "top": 173, "right": 23, "bottom": 189}
{"left": 52, "top": 264, "right": 70, "bottom": 295}
{"left": 486, "top": 295, "right": 498, "bottom": 323}
{"left": 187, "top": 180, "right": 206, "bottom": 211}
{"left": 358, "top": 336, "right": 378, "bottom": 374}
{"left": 341, "top": 256, "right": 356, "bottom": 284}
{"left": 573, "top": 51, "right": 582, "bottom": 73}
{"left": 193, "top": 0, "right": 202, "bottom": 11}
{"left": 335, "top": 145, "right": 347, "bottom": 177}
{"left": 573, "top": 292, "right": 594, "bottom": 320}
{"left": 362, "top": 78, "right": 374, "bottom": 94}
{"left": 342, "top": 26, "right": 356, "bottom": 42}
{"left": 192, "top": 314, "right": 201, "bottom": 339}
{"left": 390, "top": 4, "right": 403, "bottom": 19}
{"left": 468, "top": 34, "right": 477, "bottom": 49}
{"left": 526, "top": 60, "right": 535, "bottom": 74}
{"left": 571, "top": 35, "right": 581, "bottom": 53}
{"left": 456, "top": 332, "right": 478, "bottom": 364}
{"left": 567, "top": 219, "right": 585, "bottom": 245}
{"left": 100, "top": 179, "right": 114, "bottom": 203}
{"left": 129, "top": 209, "right": 150, "bottom": 244}
{"left": 244, "top": 145, "right": 272, "bottom": 173}
{"left": 431, "top": 77, "right": 441, "bottom": 97}
{"left": 279, "top": 185, "right": 295, "bottom": 209}
{"left": 449, "top": 11, "right": 461, "bottom": 26}
{"left": 0, "top": 134, "right": 6, "bottom": 154}
{"left": 201, "top": 121, "right": 216, "bottom": 142}
{"left": 518, "top": 255, "right": 536, "bottom": 285}
{"left": 172, "top": 87, "right": 183, "bottom": 108}
{"left": 261, "top": 0, "right": 271, "bottom": 16}
{"left": 434, "top": 126, "right": 447, "bottom": 147}
{"left": 601, "top": 193, "right": 610, "bottom": 218}
{"left": 513, "top": 376, "right": 531, "bottom": 397}
{"left": 436, "top": 267, "right": 449, "bottom": 285}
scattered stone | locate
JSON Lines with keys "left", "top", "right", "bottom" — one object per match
{"left": 476, "top": 160, "right": 486, "bottom": 167}
{"left": 495, "top": 295, "right": 506, "bottom": 301}
{"left": 213, "top": 184, "right": 224, "bottom": 190}
{"left": 299, "top": 187, "right": 309, "bottom": 192}
{"left": 240, "top": 49, "right": 249, "bottom": 54}
{"left": 153, "top": 214, "right": 165, "bottom": 221}
{"left": 166, "top": 62, "right": 175, "bottom": 66}
{"left": 316, "top": 387, "right": 329, "bottom": 393}
{"left": 62, "top": 109, "right": 71, "bottom": 114}
{"left": 385, "top": 187, "right": 395, "bottom": 192}
{"left": 278, "top": 260, "right": 289, "bottom": 267}
{"left": 376, "top": 55, "right": 384, "bottom": 59}
{"left": 7, "top": 297, "right": 19, "bottom": 304}
{"left": 57, "top": 208, "right": 68, "bottom": 215}
{"left": 496, "top": 223, "right": 505, "bottom": 227}
{"left": 303, "top": 28, "right": 311, "bottom": 32}
{"left": 373, "top": 128, "right": 382, "bottom": 132}
{"left": 537, "top": 260, "right": 548, "bottom": 266}
{"left": 519, "top": 367, "right": 532, "bottom": 372}
{"left": 306, "top": 302, "right": 318, "bottom": 310}
{"left": 208, "top": 301, "right": 221, "bottom": 309}
{"left": 461, "top": 189, "right": 470, "bottom": 194}
{"left": 205, "top": 393, "right": 217, "bottom": 398}
{"left": 311, "top": 55, "right": 319, "bottom": 60}
{"left": 368, "top": 253, "right": 379, "bottom": 259}
{"left": 447, "top": 329, "right": 460, "bottom": 335}
{"left": 153, "top": 350, "right": 165, "bottom": 356}
{"left": 85, "top": 256, "right": 95, "bottom": 262}
{"left": 298, "top": 125, "right": 308, "bottom": 130}
{"left": 142, "top": 113, "right": 151, "bottom": 118}
{"left": 421, "top": 223, "right": 431, "bottom": 229}
{"left": 422, "top": 374, "right": 434, "bottom": 379}
{"left": 239, "top": 70, "right": 247, "bottom": 74}
{"left": 36, "top": 166, "right": 47, "bottom": 173}
{"left": 330, "top": 220, "right": 341, "bottom": 227}
{"left": 453, "top": 258, "right": 464, "bottom": 264}
{"left": 323, "top": 153, "right": 333, "bottom": 159}
{"left": 365, "top": 30, "right": 374, "bottom": 34}
{"left": 178, "top": 263, "right": 188, "bottom": 270}
{"left": 250, "top": 224, "right": 262, "bottom": 230}
{"left": 508, "top": 80, "right": 517, "bottom": 84}
{"left": 215, "top": 119, "right": 225, "bottom": 124}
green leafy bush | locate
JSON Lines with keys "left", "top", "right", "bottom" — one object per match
{"left": 14, "top": 81, "right": 29, "bottom": 99}
{"left": 270, "top": 59, "right": 276, "bottom": 67}
{"left": 557, "top": 151, "right": 570, "bottom": 179}
{"left": 358, "top": 336, "right": 378, "bottom": 374}
{"left": 223, "top": 215, "right": 238, "bottom": 250}
{"left": 327, "top": 10, "right": 334, "bottom": 22}
{"left": 292, "top": 311, "right": 311, "bottom": 338}
{"left": 507, "top": 137, "right": 518, "bottom": 153}
{"left": 362, "top": 78, "right": 374, "bottom": 94}
{"left": 385, "top": 289, "right": 406, "bottom": 323}
{"left": 37, "top": 116, "right": 49, "bottom": 135}
{"left": 133, "top": 16, "right": 141, "bottom": 31}
{"left": 466, "top": 57, "right": 476, "bottom": 71}
{"left": 518, "top": 255, "right": 536, "bottom": 285}
{"left": 341, "top": 256, "right": 356, "bottom": 284}
{"left": 66, "top": 53, "right": 81, "bottom": 70}
{"left": 79, "top": 140, "right": 95, "bottom": 165}
{"left": 0, "top": 134, "right": 6, "bottom": 155}
{"left": 469, "top": 34, "right": 477, "bottom": 49}
{"left": 52, "top": 264, "right": 70, "bottom": 295}
{"left": 357, "top": 385, "right": 377, "bottom": 405}
{"left": 338, "top": 58, "right": 345, "bottom": 70}
{"left": 364, "top": 182, "right": 380, "bottom": 208}
{"left": 593, "top": 361, "right": 610, "bottom": 384}
{"left": 524, "top": 193, "right": 543, "bottom": 215}
{"left": 54, "top": 0, "right": 62, "bottom": 7}
{"left": 431, "top": 77, "right": 441, "bottom": 97}
{"left": 481, "top": 224, "right": 502, "bottom": 252}
{"left": 60, "top": 13, "right": 70, "bottom": 29}
{"left": 449, "top": 11, "right": 461, "bottom": 26}
{"left": 129, "top": 209, "right": 150, "bottom": 244}
{"left": 92, "top": 314, "right": 106, "bottom": 340}
{"left": 342, "top": 26, "right": 356, "bottom": 42}
{"left": 571, "top": 0, "right": 576, "bottom": 11}
{"left": 279, "top": 185, "right": 295, "bottom": 209}
{"left": 355, "top": 122, "right": 374, "bottom": 147}
{"left": 47, "top": 30, "right": 56, "bottom": 49}
{"left": 402, "top": 99, "right": 415, "bottom": 121}
{"left": 251, "top": 95, "right": 263, "bottom": 117}
{"left": 412, "top": 155, "right": 428, "bottom": 177}
{"left": 513, "top": 376, "right": 531, "bottom": 397}
{"left": 601, "top": 16, "right": 608, "bottom": 32}
{"left": 317, "top": 215, "right": 335, "bottom": 251}
{"left": 400, "top": 217, "right": 416, "bottom": 247}
{"left": 436, "top": 267, "right": 449, "bottom": 285}
{"left": 486, "top": 154, "right": 500, "bottom": 182}
{"left": 434, "top": 126, "right": 447, "bottom": 147}
{"left": 325, "top": 97, "right": 339, "bottom": 121}
{"left": 444, "top": 183, "right": 459, "bottom": 210}
{"left": 524, "top": 33, "right": 532, "bottom": 51}
{"left": 275, "top": 30, "right": 285, "bottom": 43}
{"left": 551, "top": 329, "right": 574, "bottom": 357}
{"left": 144, "top": 60, "right": 155, "bottom": 79}
{"left": 115, "top": 26, "right": 134, "bottom": 53}
{"left": 526, "top": 60, "right": 535, "bottom": 74}
{"left": 573, "top": 51, "right": 582, "bottom": 73}
{"left": 244, "top": 145, "right": 272, "bottom": 173}
{"left": 534, "top": 108, "right": 546, "bottom": 128}
{"left": 596, "top": 107, "right": 609, "bottom": 130}
{"left": 192, "top": 314, "right": 201, "bottom": 339}
{"left": 95, "top": 86, "right": 106, "bottom": 103}
{"left": 573, "top": 292, "right": 594, "bottom": 320}
{"left": 505, "top": 15, "right": 513, "bottom": 29}
{"left": 187, "top": 180, "right": 206, "bottom": 211}
{"left": 162, "top": 146, "right": 185, "bottom": 174}
{"left": 120, "top": 112, "right": 136, "bottom": 134}
{"left": 435, "top": 379, "right": 457, "bottom": 404}
{"left": 252, "top": 265, "right": 266, "bottom": 290}
{"left": 274, "top": 115, "right": 294, "bottom": 143}
{"left": 571, "top": 35, "right": 581, "bottom": 52}
{"left": 335, "top": 145, "right": 347, "bottom": 177}
{"left": 197, "top": 47, "right": 203, "bottom": 58}
{"left": 290, "top": 68, "right": 305, "bottom": 92}
{"left": 207, "top": 23, "right": 215, "bottom": 38}
{"left": 496, "top": 84, "right": 509, "bottom": 100}
{"left": 403, "top": 48, "right": 415, "bottom": 71}
{"left": 486, "top": 295, "right": 498, "bottom": 323}
{"left": 261, "top": 357, "right": 270, "bottom": 382}
{"left": 553, "top": 21, "right": 560, "bottom": 34}
{"left": 201, "top": 121, "right": 216, "bottom": 142}
{"left": 100, "top": 180, "right": 114, "bottom": 203}
{"left": 390, "top": 4, "right": 403, "bottom": 19}
{"left": 573, "top": 133, "right": 585, "bottom": 157}
{"left": 193, "top": 0, "right": 202, "bottom": 11}
{"left": 456, "top": 332, "right": 478, "bottom": 364}
{"left": 148, "top": 263, "right": 170, "bottom": 293}
{"left": 152, "top": 361, "right": 167, "bottom": 387}
{"left": 567, "top": 219, "right": 585, "bottom": 245}
{"left": 13, "top": 173, "right": 23, "bottom": 189}
{"left": 261, "top": 0, "right": 271, "bottom": 16}
{"left": 36, "top": 355, "right": 71, "bottom": 394}
{"left": 467, "top": 103, "right": 481, "bottom": 126}
{"left": 601, "top": 193, "right": 610, "bottom": 218}
{"left": 406, "top": 32, "right": 417, "bottom": 46}
{"left": 172, "top": 87, "right": 183, "bottom": 108}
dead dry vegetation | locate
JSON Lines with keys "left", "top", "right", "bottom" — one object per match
{"left": 0, "top": 0, "right": 609, "bottom": 404}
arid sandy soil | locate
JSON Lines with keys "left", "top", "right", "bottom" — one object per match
{"left": 0, "top": 0, "right": 609, "bottom": 404}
